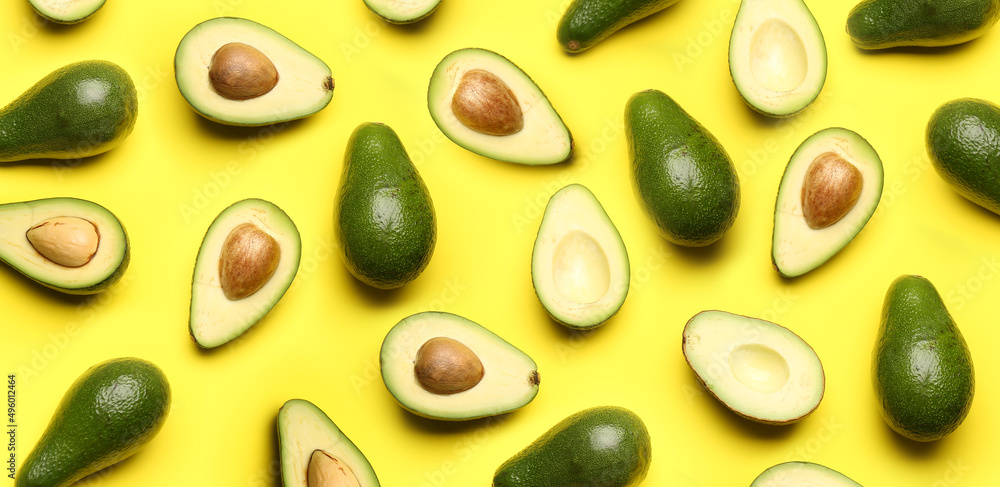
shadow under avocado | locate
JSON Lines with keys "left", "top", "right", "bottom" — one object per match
{"left": 189, "top": 111, "right": 310, "bottom": 142}
{"left": 879, "top": 419, "right": 945, "bottom": 458}
{"left": 668, "top": 233, "right": 729, "bottom": 265}
{"left": 0, "top": 149, "right": 114, "bottom": 169}
{"left": 0, "top": 262, "right": 100, "bottom": 306}
{"left": 397, "top": 405, "right": 515, "bottom": 436}
{"left": 682, "top": 371, "right": 800, "bottom": 441}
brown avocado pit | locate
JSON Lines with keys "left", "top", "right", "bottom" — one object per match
{"left": 800, "top": 152, "right": 863, "bottom": 229}
{"left": 414, "top": 336, "right": 485, "bottom": 394}
{"left": 451, "top": 69, "right": 524, "bottom": 136}
{"left": 209, "top": 42, "right": 280, "bottom": 101}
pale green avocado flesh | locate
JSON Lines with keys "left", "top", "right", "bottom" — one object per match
{"left": 729, "top": 0, "right": 827, "bottom": 117}
{"left": 532, "top": 184, "right": 629, "bottom": 330}
{"left": 772, "top": 127, "right": 883, "bottom": 278}
{"left": 0, "top": 197, "right": 129, "bottom": 294}
{"left": 751, "top": 461, "right": 863, "bottom": 486}
{"left": 28, "top": 0, "right": 106, "bottom": 23}
{"left": 380, "top": 311, "right": 540, "bottom": 420}
{"left": 278, "top": 399, "right": 381, "bottom": 487}
{"left": 189, "top": 198, "right": 301, "bottom": 349}
{"left": 363, "top": 0, "right": 442, "bottom": 23}
{"left": 175, "top": 17, "right": 334, "bottom": 126}
{"left": 428, "top": 48, "right": 573, "bottom": 165}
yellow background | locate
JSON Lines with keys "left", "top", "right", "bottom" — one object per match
{"left": 3, "top": 0, "right": 1000, "bottom": 485}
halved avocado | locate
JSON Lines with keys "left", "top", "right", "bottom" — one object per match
{"left": 189, "top": 198, "right": 301, "bottom": 349}
{"left": 0, "top": 197, "right": 128, "bottom": 294}
{"left": 427, "top": 48, "right": 573, "bottom": 165}
{"left": 278, "top": 399, "right": 380, "bottom": 487}
{"left": 682, "top": 310, "right": 825, "bottom": 424}
{"left": 751, "top": 461, "right": 863, "bottom": 486}
{"left": 380, "top": 311, "right": 540, "bottom": 420}
{"left": 28, "top": 0, "right": 105, "bottom": 23}
{"left": 532, "top": 184, "right": 629, "bottom": 330}
{"left": 729, "top": 0, "right": 827, "bottom": 118}
{"left": 772, "top": 127, "right": 883, "bottom": 278}
{"left": 174, "top": 17, "right": 334, "bottom": 126}
{"left": 363, "top": 0, "right": 441, "bottom": 23}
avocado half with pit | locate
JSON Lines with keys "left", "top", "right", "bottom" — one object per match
{"left": 682, "top": 310, "right": 825, "bottom": 424}
{"left": 532, "top": 184, "right": 629, "bottom": 330}
{"left": 28, "top": 0, "right": 106, "bottom": 23}
{"left": 0, "top": 197, "right": 128, "bottom": 294}
{"left": 427, "top": 48, "right": 573, "bottom": 165}
{"left": 278, "top": 399, "right": 380, "bottom": 487}
{"left": 189, "top": 198, "right": 301, "bottom": 349}
{"left": 174, "top": 17, "right": 334, "bottom": 126}
{"left": 363, "top": 0, "right": 441, "bottom": 23}
{"left": 729, "top": 0, "right": 827, "bottom": 117}
{"left": 751, "top": 461, "right": 862, "bottom": 486}
{"left": 772, "top": 127, "right": 883, "bottom": 278}
{"left": 380, "top": 311, "right": 540, "bottom": 420}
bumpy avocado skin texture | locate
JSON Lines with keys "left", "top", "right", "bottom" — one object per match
{"left": 847, "top": 0, "right": 1000, "bottom": 48}
{"left": 873, "top": 275, "right": 974, "bottom": 442}
{"left": 17, "top": 357, "right": 170, "bottom": 487}
{"left": 927, "top": 98, "right": 1000, "bottom": 215}
{"left": 0, "top": 60, "right": 137, "bottom": 163}
{"left": 493, "top": 406, "right": 651, "bottom": 487}
{"left": 335, "top": 122, "right": 436, "bottom": 289}
{"left": 625, "top": 90, "right": 741, "bottom": 247}
{"left": 557, "top": 0, "right": 680, "bottom": 52}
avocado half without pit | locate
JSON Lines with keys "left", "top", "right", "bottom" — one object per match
{"left": 380, "top": 311, "right": 540, "bottom": 420}
{"left": 728, "top": 0, "right": 827, "bottom": 117}
{"left": 428, "top": 48, "right": 573, "bottom": 165}
{"left": 277, "top": 399, "right": 381, "bottom": 487}
{"left": 682, "top": 310, "right": 825, "bottom": 424}
{"left": 189, "top": 198, "right": 301, "bottom": 349}
{"left": 532, "top": 184, "right": 629, "bottom": 330}
{"left": 175, "top": 17, "right": 334, "bottom": 126}
{"left": 0, "top": 197, "right": 128, "bottom": 294}
{"left": 772, "top": 127, "right": 883, "bottom": 278}
{"left": 28, "top": 0, "right": 106, "bottom": 23}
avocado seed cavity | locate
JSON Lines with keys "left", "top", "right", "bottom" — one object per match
{"left": 218, "top": 222, "right": 281, "bottom": 300}
{"left": 209, "top": 42, "right": 279, "bottom": 101}
{"left": 451, "top": 69, "right": 524, "bottom": 136}
{"left": 801, "top": 152, "right": 863, "bottom": 229}
{"left": 414, "top": 336, "right": 485, "bottom": 394}
{"left": 307, "top": 450, "right": 361, "bottom": 487}
{"left": 26, "top": 217, "right": 100, "bottom": 268}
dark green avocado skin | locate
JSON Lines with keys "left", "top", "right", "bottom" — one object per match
{"left": 0, "top": 60, "right": 137, "bottom": 162}
{"left": 557, "top": 0, "right": 680, "bottom": 53}
{"left": 625, "top": 89, "right": 740, "bottom": 247}
{"left": 847, "top": 0, "right": 1000, "bottom": 48}
{"left": 493, "top": 406, "right": 651, "bottom": 487}
{"left": 335, "top": 122, "right": 436, "bottom": 289}
{"left": 17, "top": 357, "right": 171, "bottom": 487}
{"left": 872, "top": 275, "right": 974, "bottom": 442}
{"left": 926, "top": 98, "right": 1000, "bottom": 215}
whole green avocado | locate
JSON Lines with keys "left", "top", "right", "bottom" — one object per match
{"left": 872, "top": 275, "right": 974, "bottom": 442}
{"left": 926, "top": 97, "right": 1000, "bottom": 215}
{"left": 847, "top": 0, "right": 1000, "bottom": 48}
{"left": 625, "top": 89, "right": 741, "bottom": 247}
{"left": 0, "top": 60, "right": 137, "bottom": 163}
{"left": 17, "top": 357, "right": 171, "bottom": 487}
{"left": 557, "top": 0, "right": 681, "bottom": 53}
{"left": 493, "top": 406, "right": 651, "bottom": 487}
{"left": 335, "top": 122, "right": 436, "bottom": 289}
